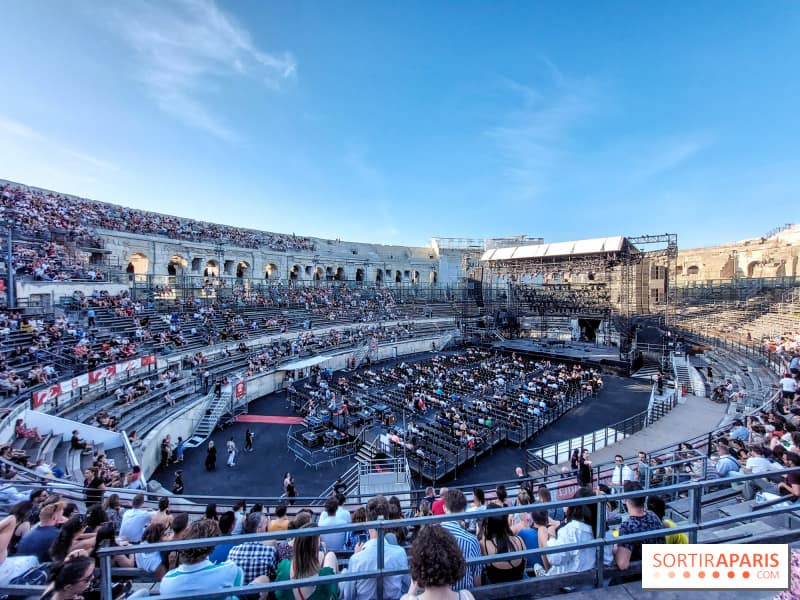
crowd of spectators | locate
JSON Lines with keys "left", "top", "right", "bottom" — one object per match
{"left": 1, "top": 181, "right": 315, "bottom": 253}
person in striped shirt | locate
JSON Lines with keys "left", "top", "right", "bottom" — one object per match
{"left": 440, "top": 488, "right": 482, "bottom": 591}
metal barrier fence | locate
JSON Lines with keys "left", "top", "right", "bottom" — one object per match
{"left": 74, "top": 468, "right": 800, "bottom": 600}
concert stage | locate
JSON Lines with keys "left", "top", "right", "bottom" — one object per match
{"left": 492, "top": 339, "right": 629, "bottom": 372}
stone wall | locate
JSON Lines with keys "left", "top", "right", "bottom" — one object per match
{"left": 674, "top": 225, "right": 800, "bottom": 283}
{"left": 98, "top": 230, "right": 443, "bottom": 285}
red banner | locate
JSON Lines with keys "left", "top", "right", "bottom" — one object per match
{"left": 32, "top": 383, "right": 63, "bottom": 409}
{"left": 235, "top": 381, "right": 246, "bottom": 399}
{"left": 32, "top": 355, "right": 156, "bottom": 410}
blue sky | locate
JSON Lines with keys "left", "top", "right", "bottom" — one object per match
{"left": 0, "top": 1, "right": 798, "bottom": 249}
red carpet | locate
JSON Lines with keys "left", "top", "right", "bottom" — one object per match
{"left": 234, "top": 415, "right": 304, "bottom": 425}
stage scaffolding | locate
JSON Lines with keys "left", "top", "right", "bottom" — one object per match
{"left": 469, "top": 234, "right": 678, "bottom": 360}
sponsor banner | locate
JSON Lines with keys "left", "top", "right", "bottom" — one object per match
{"left": 32, "top": 383, "right": 63, "bottom": 409}
{"left": 32, "top": 355, "right": 156, "bottom": 409}
{"left": 235, "top": 381, "right": 246, "bottom": 399}
{"left": 642, "top": 544, "right": 790, "bottom": 590}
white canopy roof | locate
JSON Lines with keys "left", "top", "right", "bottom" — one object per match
{"left": 481, "top": 235, "right": 626, "bottom": 262}
{"left": 277, "top": 355, "right": 332, "bottom": 371}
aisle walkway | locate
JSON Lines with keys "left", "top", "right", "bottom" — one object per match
{"left": 561, "top": 394, "right": 728, "bottom": 467}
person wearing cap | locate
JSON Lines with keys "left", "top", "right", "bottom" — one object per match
{"left": 16, "top": 501, "right": 64, "bottom": 562}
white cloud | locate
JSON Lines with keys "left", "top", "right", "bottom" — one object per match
{"left": 106, "top": 0, "right": 296, "bottom": 141}
{"left": 0, "top": 115, "right": 120, "bottom": 173}
{"left": 633, "top": 133, "right": 714, "bottom": 179}
{"left": 486, "top": 67, "right": 598, "bottom": 200}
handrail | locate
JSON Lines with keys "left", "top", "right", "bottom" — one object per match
{"left": 91, "top": 466, "right": 800, "bottom": 600}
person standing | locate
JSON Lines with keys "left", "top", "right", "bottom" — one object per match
{"left": 577, "top": 449, "right": 593, "bottom": 487}
{"left": 226, "top": 437, "right": 237, "bottom": 467}
{"left": 172, "top": 470, "right": 185, "bottom": 495}
{"left": 175, "top": 437, "right": 185, "bottom": 463}
{"left": 610, "top": 455, "right": 633, "bottom": 494}
{"left": 245, "top": 429, "right": 254, "bottom": 452}
{"left": 205, "top": 441, "right": 217, "bottom": 471}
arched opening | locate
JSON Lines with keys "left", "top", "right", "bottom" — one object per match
{"left": 128, "top": 253, "right": 149, "bottom": 279}
{"left": 776, "top": 262, "right": 786, "bottom": 277}
{"left": 314, "top": 267, "right": 324, "bottom": 281}
{"left": 326, "top": 266, "right": 334, "bottom": 280}
{"left": 430, "top": 271, "right": 438, "bottom": 284}
{"left": 305, "top": 266, "right": 313, "bottom": 276}
{"left": 356, "top": 268, "right": 364, "bottom": 282}
{"left": 223, "top": 260, "right": 235, "bottom": 277}
{"left": 236, "top": 261, "right": 250, "bottom": 279}
{"left": 265, "top": 263, "right": 279, "bottom": 280}
{"left": 167, "top": 264, "right": 177, "bottom": 276}
{"left": 412, "top": 270, "right": 420, "bottom": 284}
{"left": 687, "top": 265, "right": 699, "bottom": 276}
{"left": 335, "top": 267, "right": 345, "bottom": 281}
{"left": 394, "top": 270, "right": 402, "bottom": 283}
{"left": 376, "top": 269, "right": 383, "bottom": 283}
{"left": 290, "top": 265, "right": 301, "bottom": 280}
{"left": 747, "top": 261, "right": 760, "bottom": 277}
{"left": 205, "top": 259, "right": 219, "bottom": 277}
{"left": 191, "top": 257, "right": 203, "bottom": 273}
{"left": 675, "top": 266, "right": 683, "bottom": 276}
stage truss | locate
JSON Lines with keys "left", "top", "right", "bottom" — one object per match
{"left": 466, "top": 233, "right": 678, "bottom": 360}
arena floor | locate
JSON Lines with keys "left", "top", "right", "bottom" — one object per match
{"left": 151, "top": 362, "right": 652, "bottom": 500}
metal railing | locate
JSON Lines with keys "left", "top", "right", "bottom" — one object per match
{"left": 76, "top": 468, "right": 800, "bottom": 600}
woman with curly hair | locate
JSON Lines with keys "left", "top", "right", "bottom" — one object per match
{"left": 159, "top": 519, "right": 244, "bottom": 596}
{"left": 401, "top": 525, "right": 475, "bottom": 600}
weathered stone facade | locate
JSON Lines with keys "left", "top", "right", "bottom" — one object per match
{"left": 99, "top": 229, "right": 442, "bottom": 285}
{"left": 674, "top": 225, "right": 800, "bottom": 283}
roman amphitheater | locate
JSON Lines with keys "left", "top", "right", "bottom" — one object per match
{"left": 1, "top": 178, "right": 799, "bottom": 599}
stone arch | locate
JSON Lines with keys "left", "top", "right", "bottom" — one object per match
{"left": 236, "top": 261, "right": 250, "bottom": 278}
{"left": 128, "top": 252, "right": 149, "bottom": 276}
{"left": 290, "top": 265, "right": 301, "bottom": 280}
{"left": 325, "top": 266, "right": 334, "bottom": 279}
{"left": 412, "top": 270, "right": 420, "bottom": 284}
{"left": 313, "top": 267, "right": 324, "bottom": 281}
{"left": 205, "top": 259, "right": 219, "bottom": 277}
{"left": 376, "top": 269, "right": 383, "bottom": 283}
{"left": 747, "top": 261, "right": 760, "bottom": 277}
{"left": 430, "top": 271, "right": 438, "bottom": 284}
{"left": 335, "top": 267, "right": 345, "bottom": 281}
{"left": 395, "top": 270, "right": 402, "bottom": 283}
{"left": 356, "top": 268, "right": 365, "bottom": 282}
{"left": 191, "top": 257, "right": 203, "bottom": 273}
{"left": 265, "top": 263, "right": 279, "bottom": 280}
{"left": 686, "top": 265, "right": 699, "bottom": 276}
{"left": 305, "top": 266, "right": 313, "bottom": 276}
{"left": 167, "top": 264, "right": 177, "bottom": 276}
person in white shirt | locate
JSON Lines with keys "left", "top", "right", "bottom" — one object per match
{"left": 33, "top": 459, "right": 55, "bottom": 479}
{"left": 538, "top": 490, "right": 595, "bottom": 576}
{"left": 610, "top": 455, "right": 633, "bottom": 493}
{"left": 119, "top": 493, "right": 153, "bottom": 543}
{"left": 780, "top": 373, "right": 798, "bottom": 400}
{"left": 318, "top": 496, "right": 350, "bottom": 552}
